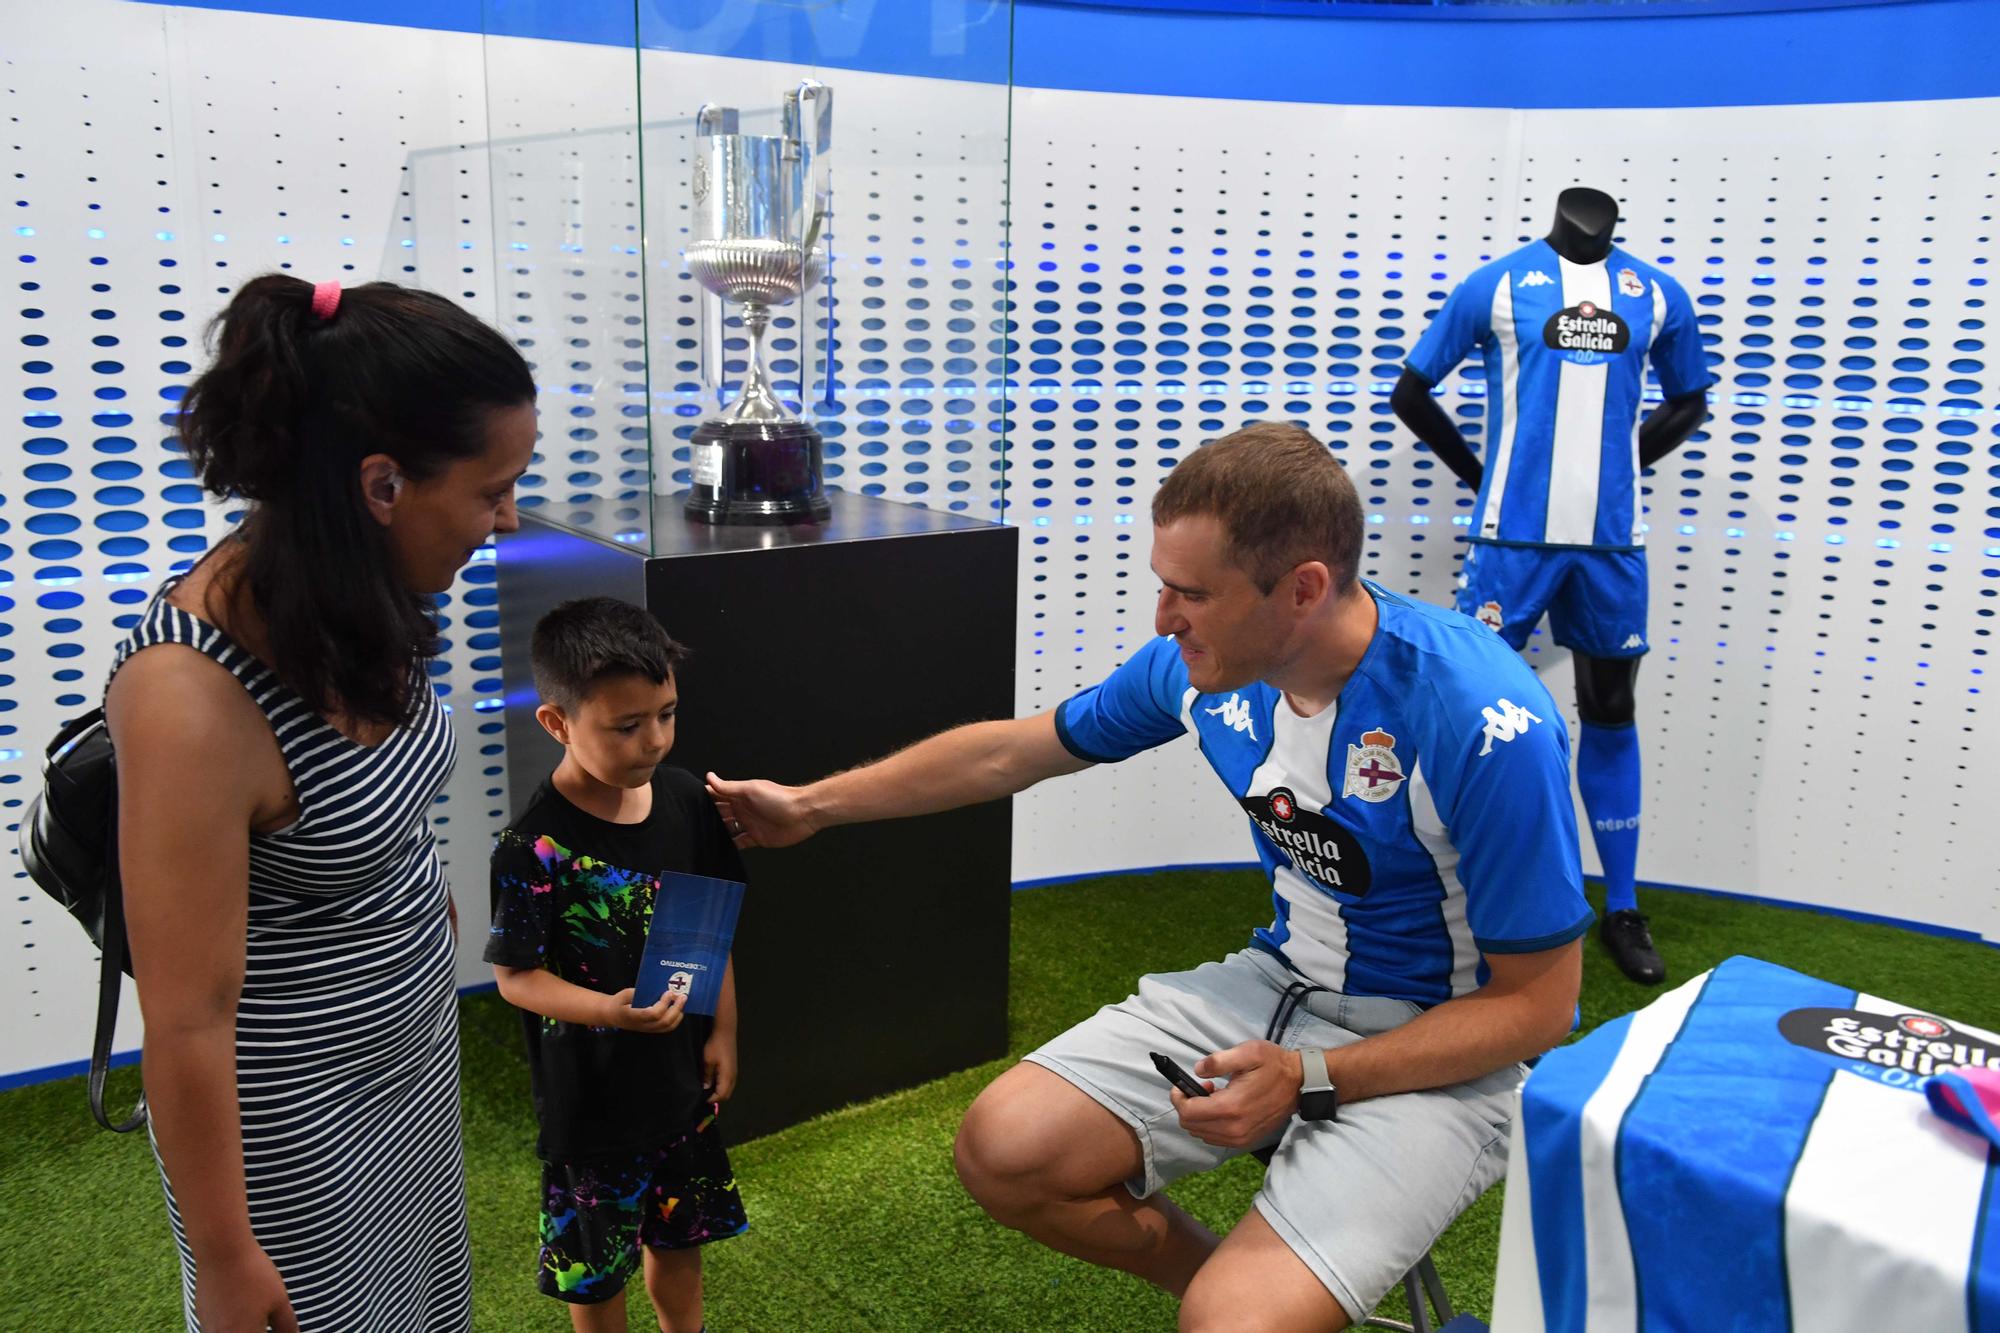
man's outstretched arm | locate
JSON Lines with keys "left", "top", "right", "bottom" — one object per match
{"left": 707, "top": 710, "right": 1093, "bottom": 849}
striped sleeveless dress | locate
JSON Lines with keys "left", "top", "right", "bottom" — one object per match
{"left": 111, "top": 586, "right": 472, "bottom": 1332}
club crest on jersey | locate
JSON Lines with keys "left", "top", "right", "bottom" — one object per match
{"left": 1476, "top": 600, "right": 1504, "bottom": 631}
{"left": 1617, "top": 266, "right": 1645, "bottom": 299}
{"left": 1543, "top": 300, "right": 1630, "bottom": 365}
{"left": 1343, "top": 729, "right": 1406, "bottom": 804}
{"left": 1777, "top": 1007, "right": 1999, "bottom": 1092}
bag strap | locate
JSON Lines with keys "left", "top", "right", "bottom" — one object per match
{"left": 88, "top": 814, "right": 145, "bottom": 1133}
{"left": 44, "top": 705, "right": 104, "bottom": 764}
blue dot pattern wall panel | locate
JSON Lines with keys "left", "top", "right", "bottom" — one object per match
{"left": 3, "top": 2, "right": 506, "bottom": 1080}
{"left": 1003, "top": 88, "right": 1998, "bottom": 951}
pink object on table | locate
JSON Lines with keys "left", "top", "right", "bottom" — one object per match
{"left": 1925, "top": 1065, "right": 2000, "bottom": 1149}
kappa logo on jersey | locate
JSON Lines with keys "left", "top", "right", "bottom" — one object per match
{"left": 1477, "top": 698, "right": 1542, "bottom": 756}
{"left": 1343, "top": 728, "right": 1407, "bottom": 804}
{"left": 1518, "top": 269, "right": 1554, "bottom": 287}
{"left": 1237, "top": 787, "right": 1374, "bottom": 898}
{"left": 1617, "top": 267, "right": 1646, "bottom": 299}
{"left": 1544, "top": 300, "right": 1631, "bottom": 361}
{"left": 1205, "top": 693, "right": 1259, "bottom": 740}
{"left": 1476, "top": 600, "right": 1504, "bottom": 631}
{"left": 1620, "top": 633, "right": 1646, "bottom": 650}
{"left": 1777, "top": 1007, "right": 2000, "bottom": 1090}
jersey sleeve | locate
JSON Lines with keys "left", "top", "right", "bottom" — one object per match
{"left": 1405, "top": 266, "right": 1499, "bottom": 386}
{"left": 1422, "top": 672, "right": 1593, "bottom": 955}
{"left": 1648, "top": 276, "right": 1715, "bottom": 399}
{"left": 1053, "top": 635, "right": 1192, "bottom": 764}
{"left": 484, "top": 829, "right": 560, "bottom": 970}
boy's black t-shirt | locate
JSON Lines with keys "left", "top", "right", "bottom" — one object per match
{"left": 484, "top": 765, "right": 747, "bottom": 1162}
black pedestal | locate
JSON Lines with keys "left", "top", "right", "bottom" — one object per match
{"left": 497, "top": 490, "right": 1018, "bottom": 1141}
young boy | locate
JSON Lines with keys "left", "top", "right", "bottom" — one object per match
{"left": 486, "top": 596, "right": 748, "bottom": 1333}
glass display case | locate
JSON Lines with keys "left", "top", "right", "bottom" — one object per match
{"left": 479, "top": 0, "right": 1014, "bottom": 551}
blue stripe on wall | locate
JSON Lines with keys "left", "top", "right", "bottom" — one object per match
{"left": 133, "top": 0, "right": 2000, "bottom": 108}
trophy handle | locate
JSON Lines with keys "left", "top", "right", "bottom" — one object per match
{"left": 787, "top": 81, "right": 834, "bottom": 408}
{"left": 696, "top": 103, "right": 738, "bottom": 138}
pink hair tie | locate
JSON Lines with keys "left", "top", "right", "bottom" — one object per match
{"left": 310, "top": 280, "right": 342, "bottom": 322}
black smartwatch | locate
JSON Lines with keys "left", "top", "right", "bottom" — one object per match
{"left": 1297, "top": 1047, "right": 1339, "bottom": 1122}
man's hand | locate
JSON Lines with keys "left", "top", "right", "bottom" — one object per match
{"left": 705, "top": 773, "right": 819, "bottom": 849}
{"left": 703, "top": 1027, "right": 738, "bottom": 1103}
{"left": 601, "top": 989, "right": 687, "bottom": 1034}
{"left": 1170, "top": 1040, "right": 1303, "bottom": 1150}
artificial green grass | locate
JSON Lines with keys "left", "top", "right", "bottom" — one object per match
{"left": 3, "top": 871, "right": 1996, "bottom": 1330}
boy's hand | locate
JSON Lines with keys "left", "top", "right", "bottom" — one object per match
{"left": 703, "top": 1028, "right": 738, "bottom": 1102}
{"left": 706, "top": 773, "right": 818, "bottom": 849}
{"left": 602, "top": 988, "right": 687, "bottom": 1034}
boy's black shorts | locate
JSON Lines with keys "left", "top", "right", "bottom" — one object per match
{"left": 537, "top": 1106, "right": 748, "bottom": 1304}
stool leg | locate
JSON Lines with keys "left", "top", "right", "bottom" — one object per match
{"left": 1404, "top": 1266, "right": 1434, "bottom": 1333}
{"left": 1416, "top": 1254, "right": 1456, "bottom": 1322}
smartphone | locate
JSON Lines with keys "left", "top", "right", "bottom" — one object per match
{"left": 1150, "top": 1050, "right": 1210, "bottom": 1098}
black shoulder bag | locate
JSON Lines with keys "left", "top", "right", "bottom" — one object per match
{"left": 17, "top": 707, "right": 146, "bottom": 1132}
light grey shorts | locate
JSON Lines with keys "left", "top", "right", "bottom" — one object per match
{"left": 1023, "top": 947, "right": 1522, "bottom": 1322}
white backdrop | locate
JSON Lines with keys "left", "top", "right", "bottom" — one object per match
{"left": 3, "top": 1, "right": 1993, "bottom": 1084}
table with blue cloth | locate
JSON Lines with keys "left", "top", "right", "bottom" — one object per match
{"left": 1489, "top": 955, "right": 2000, "bottom": 1332}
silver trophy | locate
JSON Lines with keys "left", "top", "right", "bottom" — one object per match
{"left": 683, "top": 81, "right": 833, "bottom": 525}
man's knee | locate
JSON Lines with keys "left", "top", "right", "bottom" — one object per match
{"left": 954, "top": 1064, "right": 1137, "bottom": 1215}
{"left": 1177, "top": 1214, "right": 1352, "bottom": 1333}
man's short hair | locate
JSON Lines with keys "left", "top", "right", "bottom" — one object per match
{"left": 1151, "top": 423, "right": 1364, "bottom": 593}
{"left": 530, "top": 597, "right": 689, "bottom": 711}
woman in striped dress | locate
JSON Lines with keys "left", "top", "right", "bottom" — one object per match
{"left": 105, "top": 274, "right": 537, "bottom": 1331}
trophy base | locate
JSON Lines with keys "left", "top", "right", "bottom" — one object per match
{"left": 683, "top": 419, "right": 831, "bottom": 526}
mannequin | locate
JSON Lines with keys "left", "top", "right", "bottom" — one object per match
{"left": 1393, "top": 187, "right": 1713, "bottom": 985}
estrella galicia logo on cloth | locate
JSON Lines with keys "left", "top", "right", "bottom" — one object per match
{"left": 1777, "top": 1006, "right": 2000, "bottom": 1092}
{"left": 1544, "top": 299, "right": 1630, "bottom": 365}
{"left": 1238, "top": 787, "right": 1373, "bottom": 898}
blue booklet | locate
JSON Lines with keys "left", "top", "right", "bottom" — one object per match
{"left": 632, "top": 871, "right": 745, "bottom": 1018}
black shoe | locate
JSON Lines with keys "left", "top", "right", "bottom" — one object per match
{"left": 1600, "top": 909, "right": 1666, "bottom": 986}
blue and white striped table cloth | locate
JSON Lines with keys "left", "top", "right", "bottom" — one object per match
{"left": 1490, "top": 955, "right": 2000, "bottom": 1332}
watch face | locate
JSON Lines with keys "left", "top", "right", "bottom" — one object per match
{"left": 1298, "top": 1089, "right": 1339, "bottom": 1122}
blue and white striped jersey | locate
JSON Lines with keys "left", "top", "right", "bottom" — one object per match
{"left": 1514, "top": 956, "right": 2000, "bottom": 1332}
{"left": 1053, "top": 583, "right": 1592, "bottom": 1007}
{"left": 1407, "top": 239, "right": 1714, "bottom": 550}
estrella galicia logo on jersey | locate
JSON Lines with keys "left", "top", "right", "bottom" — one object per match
{"left": 1343, "top": 729, "right": 1406, "bottom": 804}
{"left": 1205, "top": 693, "right": 1259, "bottom": 740}
{"left": 1777, "top": 1007, "right": 2000, "bottom": 1092}
{"left": 1544, "top": 300, "right": 1630, "bottom": 364}
{"left": 1239, "top": 789, "right": 1373, "bottom": 898}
